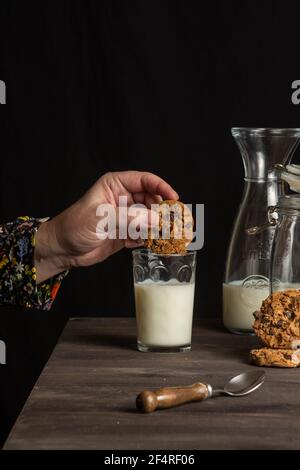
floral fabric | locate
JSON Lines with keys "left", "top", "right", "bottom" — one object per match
{"left": 0, "top": 216, "right": 67, "bottom": 310}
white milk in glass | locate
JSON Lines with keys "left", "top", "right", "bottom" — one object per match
{"left": 223, "top": 281, "right": 270, "bottom": 331}
{"left": 134, "top": 279, "right": 195, "bottom": 347}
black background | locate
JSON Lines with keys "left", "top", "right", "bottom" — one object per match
{"left": 0, "top": 0, "right": 300, "bottom": 446}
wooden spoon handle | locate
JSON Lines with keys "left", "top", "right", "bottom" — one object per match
{"left": 136, "top": 382, "right": 210, "bottom": 413}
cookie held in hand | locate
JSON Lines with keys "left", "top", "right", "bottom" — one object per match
{"left": 250, "top": 347, "right": 300, "bottom": 368}
{"left": 144, "top": 200, "right": 194, "bottom": 254}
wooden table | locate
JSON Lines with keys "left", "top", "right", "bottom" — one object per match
{"left": 4, "top": 318, "right": 300, "bottom": 450}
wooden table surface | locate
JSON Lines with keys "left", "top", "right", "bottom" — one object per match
{"left": 4, "top": 318, "right": 300, "bottom": 450}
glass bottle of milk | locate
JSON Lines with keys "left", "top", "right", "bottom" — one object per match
{"left": 223, "top": 128, "right": 300, "bottom": 334}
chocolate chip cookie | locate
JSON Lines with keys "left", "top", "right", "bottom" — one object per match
{"left": 250, "top": 347, "right": 300, "bottom": 368}
{"left": 144, "top": 200, "right": 193, "bottom": 254}
{"left": 253, "top": 290, "right": 300, "bottom": 349}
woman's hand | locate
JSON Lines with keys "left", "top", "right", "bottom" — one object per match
{"left": 34, "top": 171, "right": 178, "bottom": 284}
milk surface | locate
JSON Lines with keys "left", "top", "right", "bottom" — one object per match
{"left": 134, "top": 279, "right": 195, "bottom": 347}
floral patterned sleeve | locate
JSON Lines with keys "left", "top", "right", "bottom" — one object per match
{"left": 0, "top": 216, "right": 68, "bottom": 310}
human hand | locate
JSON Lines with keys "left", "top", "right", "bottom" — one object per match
{"left": 34, "top": 171, "right": 178, "bottom": 283}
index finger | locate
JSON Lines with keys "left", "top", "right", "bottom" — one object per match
{"left": 117, "top": 171, "right": 179, "bottom": 200}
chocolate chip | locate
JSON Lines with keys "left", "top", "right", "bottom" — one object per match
{"left": 284, "top": 354, "right": 292, "bottom": 360}
{"left": 253, "top": 311, "right": 261, "bottom": 320}
{"left": 277, "top": 320, "right": 283, "bottom": 328}
{"left": 285, "top": 310, "right": 295, "bottom": 320}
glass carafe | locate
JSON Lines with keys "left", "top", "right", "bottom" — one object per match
{"left": 223, "top": 128, "right": 300, "bottom": 335}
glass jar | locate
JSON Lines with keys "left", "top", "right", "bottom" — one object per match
{"left": 271, "top": 195, "right": 300, "bottom": 292}
{"left": 223, "top": 128, "right": 300, "bottom": 335}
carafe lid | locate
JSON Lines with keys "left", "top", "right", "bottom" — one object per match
{"left": 276, "top": 164, "right": 300, "bottom": 192}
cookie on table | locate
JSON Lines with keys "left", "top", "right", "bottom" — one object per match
{"left": 250, "top": 347, "right": 300, "bottom": 368}
{"left": 144, "top": 200, "right": 194, "bottom": 254}
{"left": 253, "top": 290, "right": 300, "bottom": 349}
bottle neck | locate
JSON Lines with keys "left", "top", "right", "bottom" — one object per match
{"left": 233, "top": 128, "right": 300, "bottom": 181}
{"left": 244, "top": 177, "right": 280, "bottom": 183}
{"left": 277, "top": 194, "right": 300, "bottom": 214}
{"left": 241, "top": 179, "right": 286, "bottom": 208}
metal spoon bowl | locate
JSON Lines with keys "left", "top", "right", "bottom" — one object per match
{"left": 211, "top": 370, "right": 266, "bottom": 397}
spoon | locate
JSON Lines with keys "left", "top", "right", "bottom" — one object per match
{"left": 136, "top": 370, "right": 266, "bottom": 413}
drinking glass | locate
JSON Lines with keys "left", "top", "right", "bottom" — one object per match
{"left": 132, "top": 249, "right": 197, "bottom": 352}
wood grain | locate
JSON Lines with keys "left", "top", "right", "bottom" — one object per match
{"left": 4, "top": 318, "right": 300, "bottom": 450}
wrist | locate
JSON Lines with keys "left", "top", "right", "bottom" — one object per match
{"left": 34, "top": 219, "right": 70, "bottom": 283}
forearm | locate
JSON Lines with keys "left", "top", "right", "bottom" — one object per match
{"left": 0, "top": 216, "right": 68, "bottom": 309}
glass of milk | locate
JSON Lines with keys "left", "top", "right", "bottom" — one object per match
{"left": 132, "top": 249, "right": 197, "bottom": 353}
